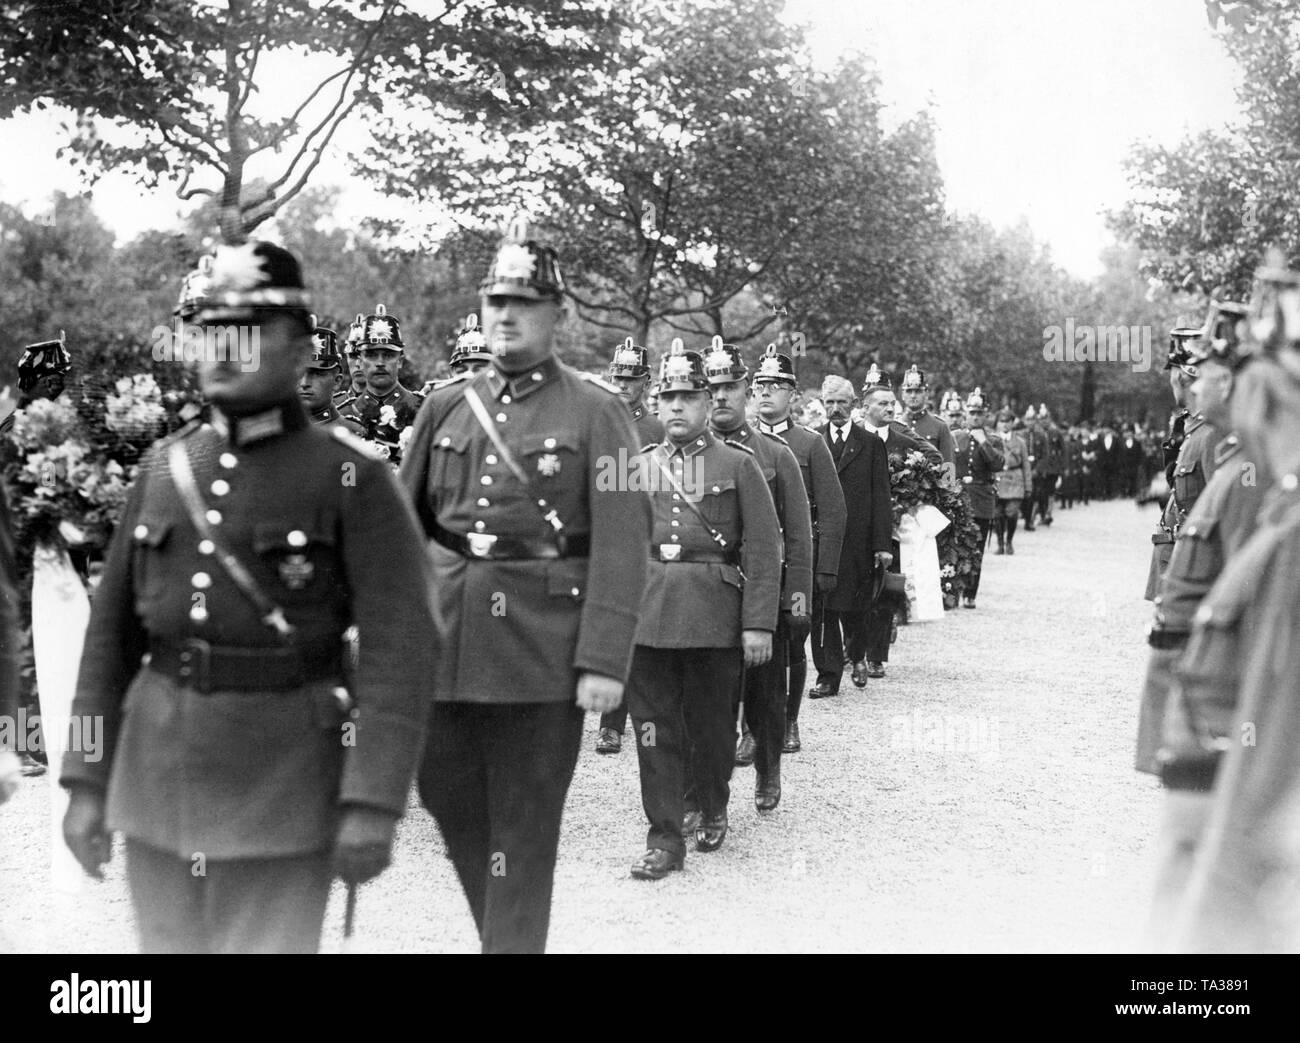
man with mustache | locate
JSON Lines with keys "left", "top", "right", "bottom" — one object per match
{"left": 809, "top": 375, "right": 892, "bottom": 699}
{"left": 340, "top": 304, "right": 424, "bottom": 462}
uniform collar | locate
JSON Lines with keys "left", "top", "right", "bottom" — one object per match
{"left": 664, "top": 428, "right": 715, "bottom": 457}
{"left": 758, "top": 416, "right": 791, "bottom": 435}
{"left": 363, "top": 385, "right": 405, "bottom": 405}
{"left": 484, "top": 355, "right": 560, "bottom": 400}
{"left": 630, "top": 403, "right": 645, "bottom": 421}
{"left": 1185, "top": 412, "right": 1208, "bottom": 434}
{"left": 211, "top": 399, "right": 307, "bottom": 447}
{"left": 310, "top": 403, "right": 339, "bottom": 424}
{"left": 711, "top": 419, "right": 752, "bottom": 443}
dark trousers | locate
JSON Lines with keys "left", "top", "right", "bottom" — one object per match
{"left": 739, "top": 615, "right": 789, "bottom": 777}
{"left": 995, "top": 497, "right": 1021, "bottom": 547}
{"left": 863, "top": 540, "right": 901, "bottom": 663}
{"left": 627, "top": 645, "right": 741, "bottom": 856}
{"left": 811, "top": 593, "right": 865, "bottom": 684}
{"left": 599, "top": 705, "right": 628, "bottom": 736}
{"left": 124, "top": 839, "right": 332, "bottom": 954}
{"left": 786, "top": 627, "right": 808, "bottom": 723}
{"left": 1036, "top": 474, "right": 1057, "bottom": 520}
{"left": 966, "top": 518, "right": 994, "bottom": 599}
{"left": 418, "top": 701, "right": 583, "bottom": 954}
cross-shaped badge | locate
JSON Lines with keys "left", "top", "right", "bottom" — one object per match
{"left": 538, "top": 453, "right": 561, "bottom": 476}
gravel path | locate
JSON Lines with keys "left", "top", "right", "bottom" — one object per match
{"left": 0, "top": 497, "right": 1163, "bottom": 953}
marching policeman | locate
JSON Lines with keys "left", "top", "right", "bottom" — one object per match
{"left": 898, "top": 365, "right": 956, "bottom": 465}
{"left": 596, "top": 336, "right": 665, "bottom": 754}
{"left": 298, "top": 315, "right": 366, "bottom": 435}
{"left": 400, "top": 219, "right": 651, "bottom": 952}
{"left": 625, "top": 343, "right": 781, "bottom": 877}
{"left": 753, "top": 345, "right": 846, "bottom": 754}
{"left": 340, "top": 304, "right": 423, "bottom": 461}
{"left": 951, "top": 388, "right": 1003, "bottom": 608}
{"left": 707, "top": 339, "right": 811, "bottom": 811}
{"left": 1144, "top": 326, "right": 1227, "bottom": 601}
{"left": 59, "top": 242, "right": 437, "bottom": 953}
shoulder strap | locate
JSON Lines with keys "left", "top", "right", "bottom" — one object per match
{"left": 168, "top": 440, "right": 295, "bottom": 639}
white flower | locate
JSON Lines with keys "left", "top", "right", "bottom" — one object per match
{"left": 379, "top": 404, "right": 398, "bottom": 428}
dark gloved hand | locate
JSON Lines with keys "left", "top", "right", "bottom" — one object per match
{"left": 814, "top": 572, "right": 838, "bottom": 595}
{"left": 332, "top": 806, "right": 397, "bottom": 885}
{"left": 783, "top": 609, "right": 812, "bottom": 644}
{"left": 63, "top": 788, "right": 110, "bottom": 880}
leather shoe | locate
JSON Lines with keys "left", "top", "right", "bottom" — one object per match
{"left": 595, "top": 727, "right": 622, "bottom": 754}
{"left": 1006, "top": 544, "right": 1015, "bottom": 555}
{"left": 994, "top": 546, "right": 1004, "bottom": 555}
{"left": 682, "top": 809, "right": 702, "bottom": 837}
{"left": 783, "top": 720, "right": 801, "bottom": 753}
{"left": 755, "top": 769, "right": 781, "bottom": 811}
{"left": 963, "top": 597, "right": 977, "bottom": 609}
{"left": 735, "top": 732, "right": 756, "bottom": 767}
{"left": 809, "top": 681, "right": 839, "bottom": 699}
{"left": 630, "top": 848, "right": 683, "bottom": 880}
{"left": 867, "top": 661, "right": 885, "bottom": 679}
{"left": 851, "top": 660, "right": 867, "bottom": 688}
{"left": 695, "top": 812, "right": 728, "bottom": 852}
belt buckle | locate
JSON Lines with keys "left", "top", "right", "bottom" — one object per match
{"left": 659, "top": 544, "right": 682, "bottom": 562}
{"left": 467, "top": 533, "right": 498, "bottom": 558}
{"left": 178, "top": 637, "right": 212, "bottom": 693}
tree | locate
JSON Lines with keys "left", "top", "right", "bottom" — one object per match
{"left": 0, "top": 0, "right": 617, "bottom": 242}
{"left": 1109, "top": 0, "right": 1300, "bottom": 298}
{"left": 368, "top": 0, "right": 922, "bottom": 351}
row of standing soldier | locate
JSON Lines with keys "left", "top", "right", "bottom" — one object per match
{"left": 1135, "top": 255, "right": 1300, "bottom": 953}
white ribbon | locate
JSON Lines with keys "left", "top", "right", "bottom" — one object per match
{"left": 898, "top": 506, "right": 950, "bottom": 622}
{"left": 31, "top": 541, "right": 91, "bottom": 896}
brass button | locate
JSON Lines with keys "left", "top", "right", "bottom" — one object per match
{"left": 190, "top": 605, "right": 208, "bottom": 623}
{"left": 480, "top": 475, "right": 493, "bottom": 486}
{"left": 133, "top": 524, "right": 148, "bottom": 540}
{"left": 477, "top": 498, "right": 490, "bottom": 507}
{"left": 570, "top": 587, "right": 580, "bottom": 596}
{"left": 544, "top": 437, "right": 557, "bottom": 449}
{"left": 671, "top": 520, "right": 680, "bottom": 527}
{"left": 198, "top": 539, "right": 215, "bottom": 555}
{"left": 205, "top": 509, "right": 222, "bottom": 525}
{"left": 502, "top": 395, "right": 512, "bottom": 404}
{"left": 672, "top": 507, "right": 681, "bottom": 513}
{"left": 474, "top": 521, "right": 486, "bottom": 532}
{"left": 485, "top": 454, "right": 498, "bottom": 465}
{"left": 440, "top": 436, "right": 452, "bottom": 447}
{"left": 1284, "top": 474, "right": 1299, "bottom": 492}
{"left": 672, "top": 494, "right": 680, "bottom": 501}
{"left": 219, "top": 453, "right": 237, "bottom": 469}
{"left": 191, "top": 572, "right": 212, "bottom": 589}
{"left": 496, "top": 413, "right": 507, "bottom": 423}
{"left": 531, "top": 372, "right": 543, "bottom": 382}
{"left": 210, "top": 479, "right": 230, "bottom": 497}
{"left": 287, "top": 530, "right": 308, "bottom": 547}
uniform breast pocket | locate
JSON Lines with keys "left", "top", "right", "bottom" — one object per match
{"left": 130, "top": 514, "right": 174, "bottom": 605}
{"left": 253, "top": 520, "right": 340, "bottom": 602}
{"left": 520, "top": 431, "right": 582, "bottom": 488}
{"left": 1177, "top": 519, "right": 1221, "bottom": 585}
{"left": 1174, "top": 461, "right": 1205, "bottom": 508}
{"left": 429, "top": 429, "right": 472, "bottom": 491}
{"left": 698, "top": 478, "right": 737, "bottom": 526}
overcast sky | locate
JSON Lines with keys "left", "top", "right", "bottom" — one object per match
{"left": 0, "top": 0, "right": 1243, "bottom": 279}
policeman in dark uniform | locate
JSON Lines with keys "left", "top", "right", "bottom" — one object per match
{"left": 298, "top": 315, "right": 366, "bottom": 435}
{"left": 338, "top": 314, "right": 367, "bottom": 406}
{"left": 59, "top": 241, "right": 437, "bottom": 954}
{"left": 595, "top": 336, "right": 665, "bottom": 754}
{"left": 399, "top": 219, "right": 652, "bottom": 952}
{"left": 951, "top": 388, "right": 1003, "bottom": 608}
{"left": 0, "top": 333, "right": 74, "bottom": 436}
{"left": 1144, "top": 328, "right": 1227, "bottom": 601}
{"left": 449, "top": 314, "right": 494, "bottom": 377}
{"left": 940, "top": 390, "right": 965, "bottom": 432}
{"left": 753, "top": 345, "right": 846, "bottom": 754}
{"left": 706, "top": 338, "right": 811, "bottom": 810}
{"left": 339, "top": 304, "right": 423, "bottom": 461}
{"left": 625, "top": 343, "right": 782, "bottom": 877}
{"left": 898, "top": 365, "right": 956, "bottom": 466}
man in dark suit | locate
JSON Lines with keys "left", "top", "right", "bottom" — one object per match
{"left": 809, "top": 375, "right": 892, "bottom": 699}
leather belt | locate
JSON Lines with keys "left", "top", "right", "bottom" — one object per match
{"left": 431, "top": 523, "right": 590, "bottom": 560}
{"left": 652, "top": 545, "right": 739, "bottom": 564}
{"left": 1147, "top": 626, "right": 1188, "bottom": 650}
{"left": 147, "top": 636, "right": 343, "bottom": 693}
{"left": 1151, "top": 532, "right": 1175, "bottom": 545}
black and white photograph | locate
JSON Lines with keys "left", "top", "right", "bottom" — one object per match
{"left": 0, "top": 0, "right": 1295, "bottom": 983}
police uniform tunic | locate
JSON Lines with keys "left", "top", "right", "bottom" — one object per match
{"left": 1167, "top": 477, "right": 1300, "bottom": 952}
{"left": 340, "top": 383, "right": 423, "bottom": 456}
{"left": 1144, "top": 414, "right": 1224, "bottom": 601}
{"left": 903, "top": 410, "right": 956, "bottom": 466}
{"left": 310, "top": 402, "right": 366, "bottom": 437}
{"left": 627, "top": 430, "right": 781, "bottom": 855}
{"left": 399, "top": 355, "right": 651, "bottom": 953}
{"left": 59, "top": 401, "right": 436, "bottom": 952}
{"left": 758, "top": 416, "right": 847, "bottom": 725}
{"left": 630, "top": 402, "right": 665, "bottom": 446}
{"left": 952, "top": 429, "right": 1003, "bottom": 601}
{"left": 1135, "top": 434, "right": 1267, "bottom": 777}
